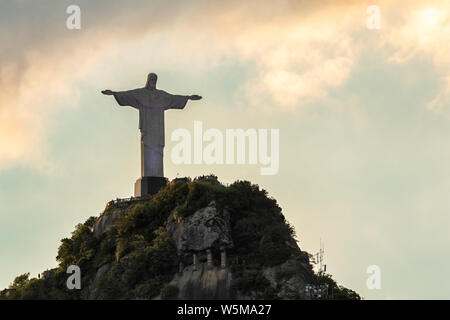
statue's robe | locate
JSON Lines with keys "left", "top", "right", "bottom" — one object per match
{"left": 113, "top": 88, "right": 189, "bottom": 177}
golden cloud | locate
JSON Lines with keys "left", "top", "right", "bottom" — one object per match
{"left": 1, "top": 0, "right": 450, "bottom": 170}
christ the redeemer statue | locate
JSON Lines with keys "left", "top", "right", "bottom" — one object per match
{"left": 102, "top": 73, "right": 201, "bottom": 196}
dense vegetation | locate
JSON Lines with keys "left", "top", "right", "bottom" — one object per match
{"left": 314, "top": 273, "right": 361, "bottom": 300}
{"left": 0, "top": 175, "right": 360, "bottom": 300}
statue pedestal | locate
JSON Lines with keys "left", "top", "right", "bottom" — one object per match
{"left": 134, "top": 176, "right": 168, "bottom": 197}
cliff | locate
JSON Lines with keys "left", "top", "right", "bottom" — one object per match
{"left": 0, "top": 176, "right": 360, "bottom": 300}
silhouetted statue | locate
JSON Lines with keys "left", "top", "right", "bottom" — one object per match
{"left": 103, "top": 73, "right": 201, "bottom": 196}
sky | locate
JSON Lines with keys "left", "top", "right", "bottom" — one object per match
{"left": 1, "top": 0, "right": 450, "bottom": 299}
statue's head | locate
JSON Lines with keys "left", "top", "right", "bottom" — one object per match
{"left": 146, "top": 73, "right": 158, "bottom": 89}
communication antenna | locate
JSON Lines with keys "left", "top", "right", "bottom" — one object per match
{"left": 317, "top": 239, "right": 325, "bottom": 274}
{"left": 309, "top": 239, "right": 326, "bottom": 274}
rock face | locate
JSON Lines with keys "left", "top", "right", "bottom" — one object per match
{"left": 164, "top": 201, "right": 234, "bottom": 299}
{"left": 166, "top": 201, "right": 233, "bottom": 253}
{"left": 94, "top": 213, "right": 120, "bottom": 238}
{"left": 167, "top": 264, "right": 233, "bottom": 300}
{"left": 82, "top": 262, "right": 112, "bottom": 300}
{"left": 263, "top": 255, "right": 314, "bottom": 299}
{"left": 93, "top": 201, "right": 137, "bottom": 238}
{"left": 90, "top": 199, "right": 315, "bottom": 300}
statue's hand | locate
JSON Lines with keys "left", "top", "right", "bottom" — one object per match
{"left": 189, "top": 95, "right": 202, "bottom": 100}
{"left": 102, "top": 90, "right": 114, "bottom": 95}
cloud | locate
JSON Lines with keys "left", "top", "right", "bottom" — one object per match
{"left": 168, "top": 1, "right": 363, "bottom": 110}
{"left": 0, "top": 1, "right": 367, "bottom": 170}
{"left": 1, "top": 0, "right": 450, "bottom": 170}
{"left": 0, "top": 0, "right": 187, "bottom": 170}
{"left": 377, "top": 0, "right": 450, "bottom": 111}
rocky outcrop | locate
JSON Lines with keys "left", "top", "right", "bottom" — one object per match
{"left": 91, "top": 199, "right": 314, "bottom": 300}
{"left": 82, "top": 262, "right": 113, "bottom": 300}
{"left": 262, "top": 255, "right": 314, "bottom": 299}
{"left": 166, "top": 264, "right": 233, "bottom": 300}
{"left": 4, "top": 178, "right": 360, "bottom": 301}
{"left": 166, "top": 201, "right": 233, "bottom": 253}
{"left": 93, "top": 201, "right": 137, "bottom": 238}
{"left": 164, "top": 201, "right": 234, "bottom": 299}
{"left": 162, "top": 201, "right": 314, "bottom": 300}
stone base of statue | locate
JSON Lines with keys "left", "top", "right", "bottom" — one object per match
{"left": 134, "top": 176, "right": 168, "bottom": 197}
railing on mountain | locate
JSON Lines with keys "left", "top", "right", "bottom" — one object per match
{"left": 105, "top": 195, "right": 150, "bottom": 208}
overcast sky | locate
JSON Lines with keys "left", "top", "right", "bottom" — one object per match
{"left": 1, "top": 0, "right": 450, "bottom": 299}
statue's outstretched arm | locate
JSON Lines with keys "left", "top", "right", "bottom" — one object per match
{"left": 101, "top": 89, "right": 115, "bottom": 95}
{"left": 188, "top": 95, "right": 202, "bottom": 100}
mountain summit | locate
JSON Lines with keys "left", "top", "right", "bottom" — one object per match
{"left": 1, "top": 175, "right": 360, "bottom": 300}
